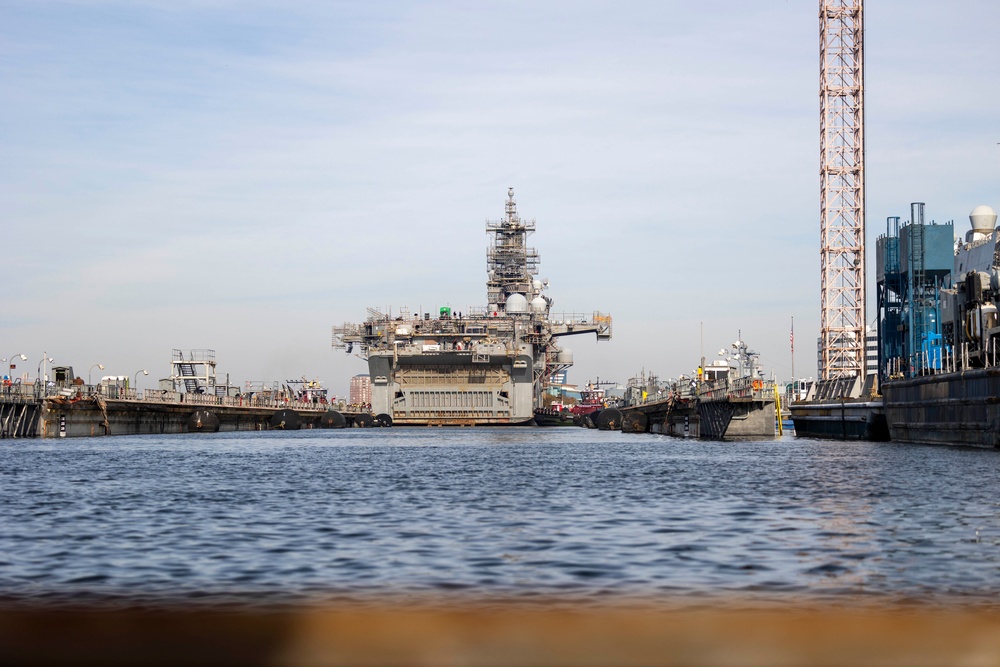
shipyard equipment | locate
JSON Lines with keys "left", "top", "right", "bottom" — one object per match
{"left": 880, "top": 204, "right": 1000, "bottom": 447}
{"left": 818, "top": 0, "right": 866, "bottom": 379}
{"left": 875, "top": 204, "right": 954, "bottom": 382}
{"left": 788, "top": 0, "right": 877, "bottom": 439}
{"left": 877, "top": 203, "right": 1000, "bottom": 378}
{"left": 331, "top": 189, "right": 612, "bottom": 425}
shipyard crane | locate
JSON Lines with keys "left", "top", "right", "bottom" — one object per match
{"left": 818, "top": 0, "right": 866, "bottom": 379}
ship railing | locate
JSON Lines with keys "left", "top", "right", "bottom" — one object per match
{"left": 637, "top": 390, "right": 670, "bottom": 406}
{"left": 0, "top": 383, "right": 38, "bottom": 404}
{"left": 696, "top": 379, "right": 728, "bottom": 401}
{"left": 697, "top": 376, "right": 772, "bottom": 402}
{"left": 6, "top": 383, "right": 331, "bottom": 413}
{"left": 108, "top": 388, "right": 328, "bottom": 412}
{"left": 172, "top": 349, "right": 216, "bottom": 363}
{"left": 549, "top": 312, "right": 610, "bottom": 327}
{"left": 549, "top": 312, "right": 590, "bottom": 324}
{"left": 141, "top": 389, "right": 181, "bottom": 403}
{"left": 727, "top": 376, "right": 757, "bottom": 400}
{"left": 885, "top": 343, "right": 962, "bottom": 380}
{"left": 885, "top": 337, "right": 1000, "bottom": 380}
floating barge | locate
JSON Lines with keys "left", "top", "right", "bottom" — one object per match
{"left": 879, "top": 204, "right": 1000, "bottom": 447}
{"left": 788, "top": 376, "right": 889, "bottom": 441}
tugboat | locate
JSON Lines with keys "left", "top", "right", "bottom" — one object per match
{"left": 532, "top": 402, "right": 576, "bottom": 427}
{"left": 534, "top": 382, "right": 608, "bottom": 427}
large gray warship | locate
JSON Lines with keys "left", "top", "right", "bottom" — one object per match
{"left": 331, "top": 189, "right": 612, "bottom": 425}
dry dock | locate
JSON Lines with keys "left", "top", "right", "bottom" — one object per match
{"left": 0, "top": 387, "right": 371, "bottom": 438}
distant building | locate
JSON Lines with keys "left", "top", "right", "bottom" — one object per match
{"left": 865, "top": 326, "right": 878, "bottom": 377}
{"left": 549, "top": 370, "right": 568, "bottom": 385}
{"left": 816, "top": 326, "right": 878, "bottom": 378}
{"left": 349, "top": 374, "right": 371, "bottom": 405}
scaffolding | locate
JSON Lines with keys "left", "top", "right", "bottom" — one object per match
{"left": 486, "top": 187, "right": 539, "bottom": 310}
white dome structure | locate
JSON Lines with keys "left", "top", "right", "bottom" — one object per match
{"left": 971, "top": 205, "right": 998, "bottom": 232}
{"left": 505, "top": 293, "right": 529, "bottom": 314}
{"left": 556, "top": 349, "right": 573, "bottom": 364}
{"left": 530, "top": 296, "right": 547, "bottom": 314}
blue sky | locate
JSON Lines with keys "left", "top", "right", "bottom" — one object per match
{"left": 2, "top": 1, "right": 998, "bottom": 395}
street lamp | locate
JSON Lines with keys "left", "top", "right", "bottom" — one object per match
{"left": 37, "top": 354, "right": 54, "bottom": 397}
{"left": 89, "top": 364, "right": 105, "bottom": 385}
{"left": 134, "top": 370, "right": 148, "bottom": 393}
{"left": 7, "top": 353, "right": 26, "bottom": 380}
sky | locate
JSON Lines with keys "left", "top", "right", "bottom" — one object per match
{"left": 2, "top": 1, "right": 999, "bottom": 397}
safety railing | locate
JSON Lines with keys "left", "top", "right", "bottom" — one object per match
{"left": 698, "top": 376, "right": 774, "bottom": 402}
{"left": 3, "top": 383, "right": 333, "bottom": 413}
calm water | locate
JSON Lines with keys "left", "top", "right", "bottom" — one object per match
{"left": 2, "top": 428, "right": 1000, "bottom": 607}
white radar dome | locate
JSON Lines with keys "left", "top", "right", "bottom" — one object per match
{"left": 556, "top": 349, "right": 573, "bottom": 364}
{"left": 970, "top": 205, "right": 998, "bottom": 232}
{"left": 532, "top": 279, "right": 543, "bottom": 292}
{"left": 505, "top": 293, "right": 529, "bottom": 313}
{"left": 530, "top": 296, "right": 547, "bottom": 313}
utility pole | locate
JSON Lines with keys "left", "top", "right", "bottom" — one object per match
{"left": 819, "top": 0, "right": 865, "bottom": 379}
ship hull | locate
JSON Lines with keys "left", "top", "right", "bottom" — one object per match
{"left": 883, "top": 369, "right": 1000, "bottom": 448}
{"left": 533, "top": 409, "right": 576, "bottom": 427}
{"left": 368, "top": 349, "right": 536, "bottom": 426}
{"left": 789, "top": 400, "right": 889, "bottom": 441}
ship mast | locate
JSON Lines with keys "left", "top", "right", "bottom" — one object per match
{"left": 486, "top": 187, "right": 540, "bottom": 312}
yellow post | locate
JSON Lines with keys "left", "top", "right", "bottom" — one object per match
{"left": 774, "top": 382, "right": 783, "bottom": 436}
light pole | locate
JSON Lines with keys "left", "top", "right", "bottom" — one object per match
{"left": 7, "top": 353, "right": 26, "bottom": 380}
{"left": 89, "top": 364, "right": 105, "bottom": 386}
{"left": 133, "top": 370, "right": 148, "bottom": 395}
{"left": 37, "top": 354, "right": 54, "bottom": 397}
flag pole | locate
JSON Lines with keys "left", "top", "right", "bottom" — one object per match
{"left": 790, "top": 316, "right": 795, "bottom": 399}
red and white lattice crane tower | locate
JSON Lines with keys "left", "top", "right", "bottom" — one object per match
{"left": 819, "top": 0, "right": 865, "bottom": 379}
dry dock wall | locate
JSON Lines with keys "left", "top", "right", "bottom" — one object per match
{"left": 725, "top": 401, "right": 777, "bottom": 438}
{"left": 39, "top": 400, "right": 293, "bottom": 438}
{"left": 0, "top": 396, "right": 337, "bottom": 438}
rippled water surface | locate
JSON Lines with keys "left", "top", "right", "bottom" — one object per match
{"left": 3, "top": 429, "right": 1000, "bottom": 606}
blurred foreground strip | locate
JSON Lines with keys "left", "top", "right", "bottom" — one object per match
{"left": 2, "top": 604, "right": 1000, "bottom": 666}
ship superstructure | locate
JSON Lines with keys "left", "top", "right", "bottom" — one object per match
{"left": 332, "top": 188, "right": 611, "bottom": 425}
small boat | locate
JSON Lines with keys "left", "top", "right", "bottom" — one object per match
{"left": 534, "top": 383, "right": 607, "bottom": 427}
{"left": 533, "top": 403, "right": 576, "bottom": 426}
